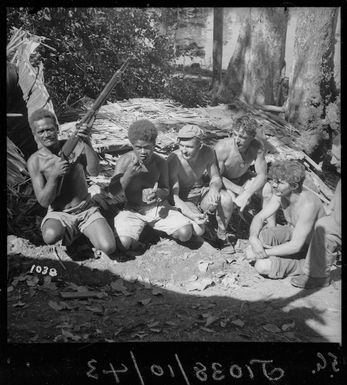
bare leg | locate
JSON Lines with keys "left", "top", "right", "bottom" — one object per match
{"left": 42, "top": 219, "right": 65, "bottom": 245}
{"left": 171, "top": 224, "right": 193, "bottom": 242}
{"left": 216, "top": 189, "right": 234, "bottom": 236}
{"left": 83, "top": 218, "right": 116, "bottom": 256}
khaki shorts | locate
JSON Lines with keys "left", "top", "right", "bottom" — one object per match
{"left": 41, "top": 196, "right": 104, "bottom": 245}
{"left": 114, "top": 200, "right": 192, "bottom": 241}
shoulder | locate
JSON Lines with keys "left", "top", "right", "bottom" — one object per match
{"left": 167, "top": 151, "right": 180, "bottom": 164}
{"left": 153, "top": 152, "right": 167, "bottom": 166}
{"left": 201, "top": 144, "right": 215, "bottom": 159}
{"left": 214, "top": 138, "right": 230, "bottom": 155}
{"left": 27, "top": 151, "right": 42, "bottom": 171}
{"left": 300, "top": 191, "right": 322, "bottom": 213}
{"left": 116, "top": 151, "right": 135, "bottom": 168}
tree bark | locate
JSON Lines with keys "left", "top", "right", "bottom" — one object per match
{"left": 285, "top": 8, "right": 339, "bottom": 131}
{"left": 217, "top": 8, "right": 287, "bottom": 106}
{"left": 212, "top": 8, "right": 223, "bottom": 91}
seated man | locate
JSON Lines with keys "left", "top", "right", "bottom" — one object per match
{"left": 247, "top": 159, "right": 326, "bottom": 280}
{"left": 214, "top": 115, "right": 270, "bottom": 222}
{"left": 167, "top": 124, "right": 233, "bottom": 247}
{"left": 27, "top": 109, "right": 116, "bottom": 257}
{"left": 108, "top": 119, "right": 193, "bottom": 250}
{"left": 291, "top": 134, "right": 341, "bottom": 288}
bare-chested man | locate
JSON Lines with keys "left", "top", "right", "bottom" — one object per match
{"left": 108, "top": 119, "right": 193, "bottom": 250}
{"left": 214, "top": 115, "right": 270, "bottom": 222}
{"left": 247, "top": 159, "right": 326, "bottom": 280}
{"left": 27, "top": 109, "right": 116, "bottom": 256}
{"left": 290, "top": 134, "right": 341, "bottom": 289}
{"left": 167, "top": 124, "right": 233, "bottom": 248}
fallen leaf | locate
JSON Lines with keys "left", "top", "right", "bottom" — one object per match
{"left": 205, "top": 315, "right": 219, "bottom": 328}
{"left": 61, "top": 329, "right": 81, "bottom": 341}
{"left": 263, "top": 323, "right": 281, "bottom": 333}
{"left": 114, "top": 327, "right": 124, "bottom": 337}
{"left": 185, "top": 278, "right": 213, "bottom": 292}
{"left": 231, "top": 319, "right": 245, "bottom": 328}
{"left": 85, "top": 305, "right": 104, "bottom": 314}
{"left": 281, "top": 321, "right": 296, "bottom": 332}
{"left": 29, "top": 334, "right": 39, "bottom": 342}
{"left": 220, "top": 320, "right": 227, "bottom": 328}
{"left": 198, "top": 261, "right": 210, "bottom": 273}
{"left": 149, "top": 328, "right": 161, "bottom": 333}
{"left": 110, "top": 279, "right": 128, "bottom": 295}
{"left": 214, "top": 271, "right": 226, "bottom": 278}
{"left": 48, "top": 301, "right": 64, "bottom": 311}
{"left": 26, "top": 276, "right": 39, "bottom": 287}
{"left": 165, "top": 321, "right": 176, "bottom": 326}
{"left": 151, "top": 288, "right": 163, "bottom": 296}
{"left": 7, "top": 286, "right": 14, "bottom": 293}
{"left": 105, "top": 338, "right": 115, "bottom": 343}
{"left": 138, "top": 298, "right": 151, "bottom": 306}
{"left": 200, "top": 326, "right": 214, "bottom": 333}
{"left": 148, "top": 321, "right": 160, "bottom": 328}
{"left": 283, "top": 331, "right": 296, "bottom": 340}
{"left": 131, "top": 332, "right": 148, "bottom": 339}
{"left": 12, "top": 301, "right": 26, "bottom": 308}
{"left": 188, "top": 274, "right": 198, "bottom": 282}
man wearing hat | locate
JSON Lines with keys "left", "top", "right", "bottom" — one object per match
{"left": 214, "top": 115, "right": 271, "bottom": 223}
{"left": 168, "top": 124, "right": 233, "bottom": 247}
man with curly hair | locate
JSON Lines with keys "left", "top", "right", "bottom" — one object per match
{"left": 214, "top": 115, "right": 271, "bottom": 225}
{"left": 107, "top": 119, "right": 194, "bottom": 250}
{"left": 291, "top": 135, "right": 341, "bottom": 288}
{"left": 246, "top": 159, "right": 326, "bottom": 281}
{"left": 27, "top": 108, "right": 116, "bottom": 258}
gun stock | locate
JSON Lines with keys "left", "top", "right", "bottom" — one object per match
{"left": 56, "top": 59, "right": 129, "bottom": 195}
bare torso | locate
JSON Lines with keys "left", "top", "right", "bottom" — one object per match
{"left": 30, "top": 143, "right": 89, "bottom": 211}
{"left": 168, "top": 145, "right": 214, "bottom": 198}
{"left": 215, "top": 137, "right": 262, "bottom": 180}
{"left": 115, "top": 151, "right": 166, "bottom": 206}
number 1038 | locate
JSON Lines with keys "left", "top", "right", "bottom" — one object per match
{"left": 29, "top": 264, "right": 57, "bottom": 277}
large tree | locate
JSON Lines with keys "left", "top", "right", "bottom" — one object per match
{"left": 217, "top": 8, "right": 288, "bottom": 105}
{"left": 285, "top": 8, "right": 339, "bottom": 133}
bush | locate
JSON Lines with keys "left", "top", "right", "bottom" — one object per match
{"left": 165, "top": 77, "right": 212, "bottom": 108}
{"left": 7, "top": 8, "right": 175, "bottom": 112}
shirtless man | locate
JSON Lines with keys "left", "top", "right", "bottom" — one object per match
{"left": 247, "top": 159, "right": 326, "bottom": 280}
{"left": 214, "top": 115, "right": 270, "bottom": 222}
{"left": 290, "top": 135, "right": 341, "bottom": 288}
{"left": 167, "top": 124, "right": 233, "bottom": 247}
{"left": 27, "top": 109, "right": 116, "bottom": 256}
{"left": 108, "top": 119, "right": 193, "bottom": 250}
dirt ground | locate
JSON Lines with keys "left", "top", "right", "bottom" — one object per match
{"left": 7, "top": 225, "right": 341, "bottom": 344}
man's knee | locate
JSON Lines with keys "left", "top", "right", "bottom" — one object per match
{"left": 97, "top": 239, "right": 117, "bottom": 255}
{"left": 42, "top": 226, "right": 64, "bottom": 245}
{"left": 118, "top": 236, "right": 134, "bottom": 250}
{"left": 172, "top": 224, "right": 193, "bottom": 242}
{"left": 221, "top": 189, "right": 233, "bottom": 208}
{"left": 254, "top": 259, "right": 272, "bottom": 276}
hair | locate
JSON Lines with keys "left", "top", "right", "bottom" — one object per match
{"left": 233, "top": 115, "right": 257, "bottom": 137}
{"left": 29, "top": 109, "right": 58, "bottom": 132}
{"left": 128, "top": 119, "right": 158, "bottom": 144}
{"left": 268, "top": 160, "right": 306, "bottom": 190}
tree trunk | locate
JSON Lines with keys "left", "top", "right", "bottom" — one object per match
{"left": 218, "top": 8, "right": 287, "bottom": 105}
{"left": 285, "top": 8, "right": 339, "bottom": 131}
{"left": 212, "top": 8, "right": 223, "bottom": 91}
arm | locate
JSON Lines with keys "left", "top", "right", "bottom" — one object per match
{"left": 234, "top": 147, "right": 267, "bottom": 211}
{"left": 205, "top": 150, "right": 222, "bottom": 204}
{"left": 154, "top": 157, "right": 169, "bottom": 200}
{"left": 75, "top": 123, "right": 100, "bottom": 176}
{"left": 27, "top": 155, "right": 68, "bottom": 208}
{"left": 264, "top": 201, "right": 318, "bottom": 257}
{"left": 168, "top": 155, "right": 206, "bottom": 223}
{"left": 249, "top": 193, "right": 281, "bottom": 258}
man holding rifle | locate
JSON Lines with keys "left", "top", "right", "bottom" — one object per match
{"left": 27, "top": 109, "right": 117, "bottom": 257}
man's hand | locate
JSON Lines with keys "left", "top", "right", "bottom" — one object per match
{"left": 123, "top": 158, "right": 146, "bottom": 181}
{"left": 234, "top": 190, "right": 251, "bottom": 212}
{"left": 48, "top": 155, "right": 69, "bottom": 178}
{"left": 206, "top": 186, "right": 221, "bottom": 207}
{"left": 76, "top": 123, "right": 92, "bottom": 145}
{"left": 191, "top": 212, "right": 208, "bottom": 225}
{"left": 249, "top": 237, "right": 267, "bottom": 259}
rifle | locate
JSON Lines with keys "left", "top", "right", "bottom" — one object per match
{"left": 56, "top": 59, "right": 129, "bottom": 196}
